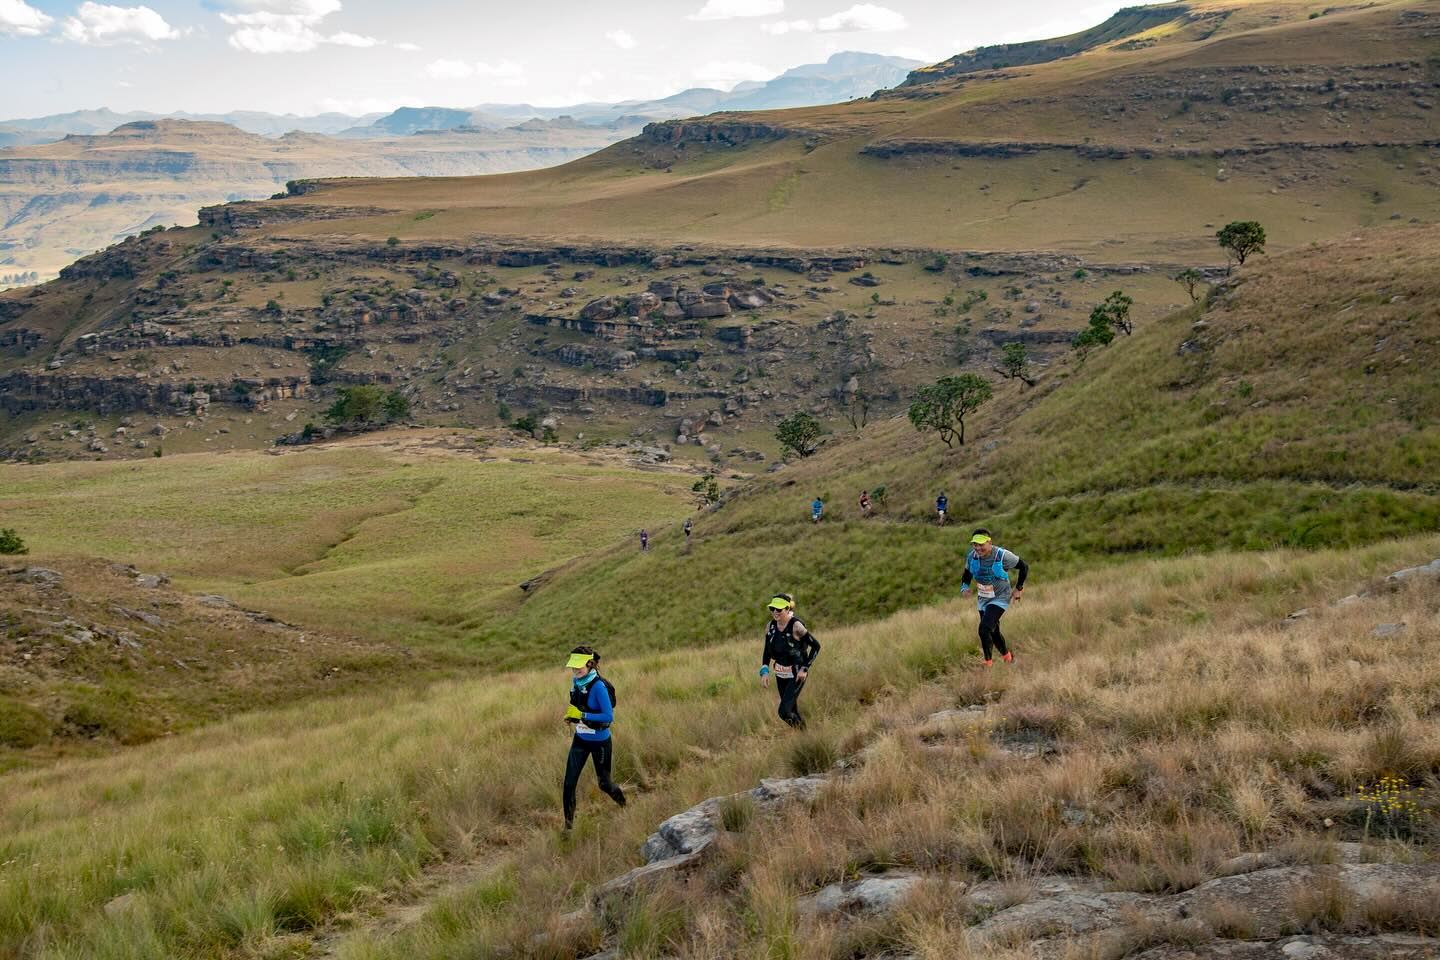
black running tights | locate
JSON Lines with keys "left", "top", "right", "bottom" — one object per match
{"left": 776, "top": 675, "right": 807, "bottom": 729}
{"left": 978, "top": 605, "right": 1009, "bottom": 660}
{"left": 563, "top": 736, "right": 626, "bottom": 827}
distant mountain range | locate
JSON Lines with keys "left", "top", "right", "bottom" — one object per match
{"left": 2, "top": 52, "right": 922, "bottom": 145}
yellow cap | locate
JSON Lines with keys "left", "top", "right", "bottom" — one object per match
{"left": 767, "top": 596, "right": 792, "bottom": 610}
{"left": 566, "top": 652, "right": 593, "bottom": 669}
{"left": 970, "top": 534, "right": 992, "bottom": 545}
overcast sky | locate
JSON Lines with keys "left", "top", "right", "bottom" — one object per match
{"left": 1, "top": 0, "right": 1127, "bottom": 118}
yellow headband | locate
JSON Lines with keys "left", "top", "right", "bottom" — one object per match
{"left": 970, "top": 534, "right": 991, "bottom": 545}
{"left": 768, "top": 597, "right": 792, "bottom": 610}
{"left": 565, "top": 652, "right": 594, "bottom": 669}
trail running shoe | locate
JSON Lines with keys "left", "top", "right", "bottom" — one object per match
{"left": 982, "top": 659, "right": 993, "bottom": 667}
{"left": 1002, "top": 652, "right": 1014, "bottom": 664}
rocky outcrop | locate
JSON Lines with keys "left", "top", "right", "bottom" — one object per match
{"left": 0, "top": 371, "right": 306, "bottom": 416}
{"left": 640, "top": 119, "right": 817, "bottom": 147}
{"left": 861, "top": 137, "right": 1440, "bottom": 160}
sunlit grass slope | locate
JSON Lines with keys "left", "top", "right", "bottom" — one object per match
{"left": 1, "top": 538, "right": 1436, "bottom": 959}
{"left": 492, "top": 223, "right": 1440, "bottom": 651}
{"left": 252, "top": 0, "right": 1440, "bottom": 261}
{"left": 0, "top": 432, "right": 695, "bottom": 655}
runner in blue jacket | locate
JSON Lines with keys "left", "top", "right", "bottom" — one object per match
{"left": 562, "top": 645, "right": 626, "bottom": 829}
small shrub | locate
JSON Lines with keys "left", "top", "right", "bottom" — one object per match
{"left": 0, "top": 699, "right": 49, "bottom": 747}
{"left": 776, "top": 412, "right": 822, "bottom": 458}
{"left": 788, "top": 732, "right": 838, "bottom": 776}
{"left": 386, "top": 236, "right": 400, "bottom": 247}
{"left": 0, "top": 528, "right": 28, "bottom": 555}
{"left": 720, "top": 794, "right": 755, "bottom": 832}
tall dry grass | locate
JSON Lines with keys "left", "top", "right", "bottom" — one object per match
{"left": 6, "top": 537, "right": 1431, "bottom": 958}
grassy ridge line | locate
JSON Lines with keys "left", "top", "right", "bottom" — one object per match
{"left": 2, "top": 537, "right": 1437, "bottom": 959}
{"left": 493, "top": 227, "right": 1440, "bottom": 652}
{"left": 0, "top": 437, "right": 697, "bottom": 654}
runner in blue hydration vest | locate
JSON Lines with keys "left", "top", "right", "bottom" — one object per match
{"left": 811, "top": 497, "right": 824, "bottom": 523}
{"left": 959, "top": 529, "right": 1029, "bottom": 667}
{"left": 562, "top": 645, "right": 626, "bottom": 830}
{"left": 936, "top": 492, "right": 948, "bottom": 526}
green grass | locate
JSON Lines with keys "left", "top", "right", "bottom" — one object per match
{"left": 0, "top": 435, "right": 696, "bottom": 658}
{"left": 2, "top": 536, "right": 1435, "bottom": 960}
{"left": 464, "top": 225, "right": 1440, "bottom": 651}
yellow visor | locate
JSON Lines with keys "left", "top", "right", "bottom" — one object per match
{"left": 565, "top": 653, "right": 593, "bottom": 669}
{"left": 970, "top": 534, "right": 992, "bottom": 545}
{"left": 767, "top": 597, "right": 791, "bottom": 610}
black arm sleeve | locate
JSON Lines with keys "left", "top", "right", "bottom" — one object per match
{"left": 960, "top": 568, "right": 973, "bottom": 587}
{"left": 1013, "top": 558, "right": 1028, "bottom": 590}
{"left": 761, "top": 629, "right": 775, "bottom": 667}
{"left": 802, "top": 634, "right": 820, "bottom": 669}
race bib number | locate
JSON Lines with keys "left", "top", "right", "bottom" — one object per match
{"left": 773, "top": 665, "right": 794, "bottom": 679}
{"left": 977, "top": 583, "right": 996, "bottom": 599}
{"left": 576, "top": 721, "right": 596, "bottom": 735}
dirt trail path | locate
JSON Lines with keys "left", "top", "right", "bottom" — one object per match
{"left": 308, "top": 859, "right": 501, "bottom": 958}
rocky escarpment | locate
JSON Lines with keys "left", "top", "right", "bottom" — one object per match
{"left": 639, "top": 119, "right": 820, "bottom": 148}
{"left": 861, "top": 136, "right": 1440, "bottom": 160}
{"left": 899, "top": 5, "right": 1189, "bottom": 87}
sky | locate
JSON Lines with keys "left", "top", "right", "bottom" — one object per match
{"left": 0, "top": 0, "right": 1129, "bottom": 118}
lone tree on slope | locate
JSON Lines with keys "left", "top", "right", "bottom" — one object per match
{"left": 908, "top": 374, "right": 993, "bottom": 448}
{"left": 997, "top": 342, "right": 1035, "bottom": 387}
{"left": 1216, "top": 220, "right": 1266, "bottom": 270}
{"left": 1091, "top": 290, "right": 1135, "bottom": 336}
{"left": 1175, "top": 268, "right": 1205, "bottom": 303}
{"left": 776, "top": 411, "right": 823, "bottom": 458}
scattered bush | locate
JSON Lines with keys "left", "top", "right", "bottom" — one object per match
{"left": 776, "top": 412, "right": 822, "bottom": 458}
{"left": 324, "top": 386, "right": 410, "bottom": 427}
{"left": 1217, "top": 220, "right": 1267, "bottom": 268}
{"left": 907, "top": 374, "right": 993, "bottom": 447}
{"left": 0, "top": 528, "right": 27, "bottom": 555}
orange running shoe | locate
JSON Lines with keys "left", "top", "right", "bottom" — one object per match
{"left": 1002, "top": 652, "right": 1014, "bottom": 664}
{"left": 982, "top": 659, "right": 993, "bottom": 667}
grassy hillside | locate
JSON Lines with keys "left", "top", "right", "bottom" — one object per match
{"left": 0, "top": 431, "right": 697, "bottom": 654}
{"left": 0, "top": 538, "right": 1435, "bottom": 959}
{"left": 226, "top": 0, "right": 1440, "bottom": 261}
{"left": 488, "top": 223, "right": 1440, "bottom": 650}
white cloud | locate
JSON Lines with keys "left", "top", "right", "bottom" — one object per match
{"left": 326, "top": 30, "right": 376, "bottom": 46}
{"left": 61, "top": 2, "right": 181, "bottom": 45}
{"left": 694, "top": 59, "right": 773, "bottom": 90}
{"left": 214, "top": 0, "right": 381, "bottom": 53}
{"left": 425, "top": 57, "right": 472, "bottom": 79}
{"left": 424, "top": 58, "right": 524, "bottom": 84}
{"left": 691, "top": 0, "right": 782, "bottom": 21}
{"left": 0, "top": 0, "right": 53, "bottom": 36}
{"left": 394, "top": 40, "right": 419, "bottom": 51}
{"left": 605, "top": 28, "right": 635, "bottom": 49}
{"left": 817, "top": 3, "right": 906, "bottom": 31}
{"left": 760, "top": 19, "right": 812, "bottom": 35}
{"left": 996, "top": 1, "right": 1122, "bottom": 44}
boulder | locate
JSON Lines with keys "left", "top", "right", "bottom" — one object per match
{"left": 686, "top": 300, "right": 732, "bottom": 320}
{"left": 639, "top": 775, "right": 828, "bottom": 864}
{"left": 797, "top": 872, "right": 925, "bottom": 917}
{"left": 579, "top": 296, "right": 620, "bottom": 321}
{"left": 18, "top": 567, "right": 64, "bottom": 586}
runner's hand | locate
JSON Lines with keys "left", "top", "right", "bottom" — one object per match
{"left": 1012, "top": 588, "right": 1024, "bottom": 604}
{"left": 797, "top": 669, "right": 807, "bottom": 681}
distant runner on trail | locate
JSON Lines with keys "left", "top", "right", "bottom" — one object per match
{"left": 959, "top": 529, "right": 1028, "bottom": 667}
{"left": 684, "top": 518, "right": 693, "bottom": 540}
{"left": 639, "top": 529, "right": 649, "bottom": 551}
{"left": 811, "top": 497, "right": 824, "bottom": 523}
{"left": 936, "top": 492, "right": 948, "bottom": 526}
{"left": 759, "top": 594, "right": 820, "bottom": 729}
{"left": 859, "top": 490, "right": 872, "bottom": 517}
{"left": 562, "top": 645, "right": 626, "bottom": 830}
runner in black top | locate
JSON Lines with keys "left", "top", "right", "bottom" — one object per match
{"left": 759, "top": 593, "right": 820, "bottom": 729}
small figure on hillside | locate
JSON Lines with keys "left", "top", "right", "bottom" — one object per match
{"left": 959, "top": 529, "right": 1029, "bottom": 668}
{"left": 639, "top": 529, "right": 649, "bottom": 551}
{"left": 759, "top": 594, "right": 820, "bottom": 729}
{"left": 936, "top": 492, "right": 948, "bottom": 526}
{"left": 562, "top": 646, "right": 626, "bottom": 830}
{"left": 684, "top": 517, "right": 693, "bottom": 541}
{"left": 859, "top": 490, "right": 872, "bottom": 518}
{"left": 811, "top": 496, "right": 824, "bottom": 524}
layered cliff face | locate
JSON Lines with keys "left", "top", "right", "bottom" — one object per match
{"left": 0, "top": 120, "right": 639, "bottom": 286}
